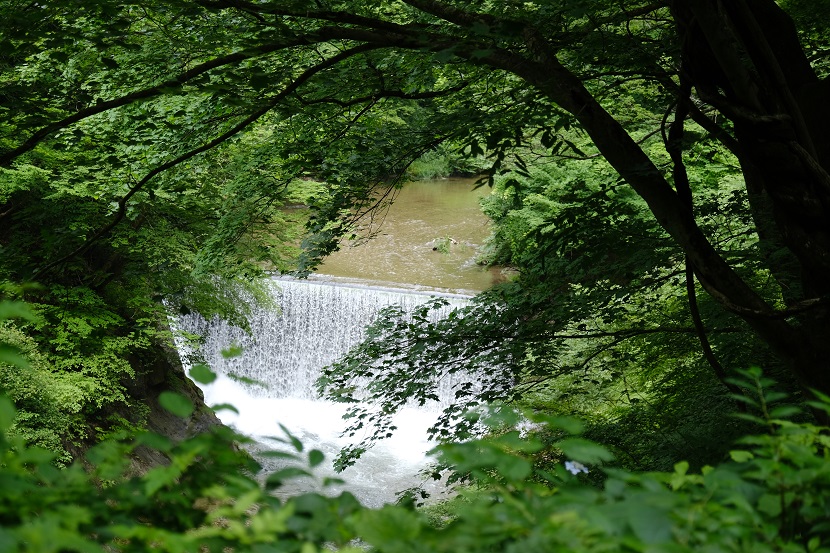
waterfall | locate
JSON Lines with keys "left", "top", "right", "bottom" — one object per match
{"left": 176, "top": 277, "right": 469, "bottom": 507}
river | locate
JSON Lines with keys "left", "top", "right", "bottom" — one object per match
{"left": 180, "top": 178, "right": 493, "bottom": 507}
{"left": 316, "top": 177, "right": 499, "bottom": 293}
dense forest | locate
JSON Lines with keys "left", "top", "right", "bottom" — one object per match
{"left": 2, "top": 0, "right": 830, "bottom": 551}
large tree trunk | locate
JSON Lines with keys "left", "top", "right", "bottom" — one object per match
{"left": 486, "top": 1, "right": 830, "bottom": 401}
{"left": 674, "top": 0, "right": 830, "bottom": 399}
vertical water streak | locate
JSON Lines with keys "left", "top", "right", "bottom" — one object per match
{"left": 178, "top": 278, "right": 469, "bottom": 400}
{"left": 175, "top": 277, "right": 470, "bottom": 506}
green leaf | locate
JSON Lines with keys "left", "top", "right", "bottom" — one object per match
{"left": 0, "top": 300, "right": 36, "bottom": 320}
{"left": 499, "top": 456, "right": 532, "bottom": 481}
{"left": 323, "top": 476, "right": 345, "bottom": 487}
{"left": 808, "top": 536, "right": 821, "bottom": 552}
{"left": 729, "top": 450, "right": 754, "bottom": 463}
{"left": 308, "top": 449, "right": 325, "bottom": 468}
{"left": 556, "top": 438, "right": 614, "bottom": 464}
{"left": 0, "top": 396, "right": 17, "bottom": 432}
{"left": 0, "top": 529, "right": 18, "bottom": 553}
{"left": 144, "top": 465, "right": 182, "bottom": 496}
{"left": 728, "top": 393, "right": 760, "bottom": 407}
{"left": 769, "top": 405, "right": 801, "bottom": 419}
{"left": 809, "top": 388, "right": 830, "bottom": 403}
{"left": 211, "top": 403, "right": 240, "bottom": 414}
{"left": 730, "top": 412, "right": 767, "bottom": 425}
{"left": 533, "top": 414, "right": 585, "bottom": 435}
{"left": 627, "top": 504, "right": 672, "bottom": 544}
{"left": 279, "top": 423, "right": 304, "bottom": 452}
{"left": 0, "top": 345, "right": 29, "bottom": 369}
{"left": 259, "top": 450, "right": 300, "bottom": 460}
{"left": 189, "top": 363, "right": 217, "bottom": 385}
{"left": 222, "top": 345, "right": 244, "bottom": 358}
{"left": 806, "top": 400, "right": 830, "bottom": 416}
{"left": 757, "top": 493, "right": 782, "bottom": 517}
{"left": 227, "top": 372, "right": 267, "bottom": 388}
{"left": 265, "top": 467, "right": 312, "bottom": 489}
{"left": 158, "top": 391, "right": 194, "bottom": 418}
{"left": 136, "top": 431, "right": 173, "bottom": 453}
{"left": 763, "top": 391, "right": 788, "bottom": 403}
{"left": 352, "top": 506, "right": 421, "bottom": 544}
{"left": 669, "top": 461, "right": 692, "bottom": 490}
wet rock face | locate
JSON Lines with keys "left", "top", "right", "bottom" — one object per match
{"left": 127, "top": 340, "right": 222, "bottom": 475}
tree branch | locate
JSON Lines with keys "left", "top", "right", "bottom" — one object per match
{"left": 293, "top": 82, "right": 469, "bottom": 108}
{"left": 665, "top": 74, "right": 743, "bottom": 396}
{"left": 708, "top": 295, "right": 830, "bottom": 320}
{"left": 0, "top": 37, "right": 321, "bottom": 166}
{"left": 31, "top": 44, "right": 379, "bottom": 280}
{"left": 197, "top": 0, "right": 432, "bottom": 35}
{"left": 550, "top": 326, "right": 742, "bottom": 340}
{"left": 688, "top": 104, "right": 741, "bottom": 155}
{"left": 401, "top": 0, "right": 500, "bottom": 28}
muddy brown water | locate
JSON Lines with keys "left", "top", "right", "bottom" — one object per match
{"left": 314, "top": 177, "right": 501, "bottom": 294}
{"left": 184, "top": 178, "right": 502, "bottom": 506}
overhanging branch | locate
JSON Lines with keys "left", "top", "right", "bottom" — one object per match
{"left": 197, "top": 0, "right": 431, "bottom": 34}
{"left": 31, "top": 44, "right": 380, "bottom": 279}
{"left": 0, "top": 37, "right": 320, "bottom": 166}
{"left": 550, "top": 326, "right": 742, "bottom": 340}
{"left": 294, "top": 82, "right": 469, "bottom": 108}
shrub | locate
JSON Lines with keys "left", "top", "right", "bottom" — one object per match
{"left": 3, "top": 300, "right": 829, "bottom": 552}
{"left": 0, "top": 382, "right": 827, "bottom": 552}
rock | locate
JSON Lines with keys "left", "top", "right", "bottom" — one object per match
{"left": 126, "top": 335, "right": 222, "bottom": 475}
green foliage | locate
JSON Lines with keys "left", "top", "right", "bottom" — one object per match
{"left": 0, "top": 392, "right": 365, "bottom": 553}
{"left": 3, "top": 298, "right": 829, "bottom": 551}
{"left": 1, "top": 4, "right": 830, "bottom": 551}
{"left": 3, "top": 2, "right": 827, "bottom": 472}
{"left": 0, "top": 0, "right": 320, "bottom": 458}
{"left": 320, "top": 153, "right": 777, "bottom": 470}
{"left": 0, "top": 283, "right": 166, "bottom": 461}
{"left": 1, "top": 372, "right": 829, "bottom": 552}
{"left": 431, "top": 236, "right": 454, "bottom": 254}
{"left": 0, "top": 290, "right": 95, "bottom": 464}
{"left": 361, "top": 387, "right": 830, "bottom": 553}
{"left": 0, "top": 324, "right": 82, "bottom": 465}
{"left": 407, "top": 143, "right": 487, "bottom": 180}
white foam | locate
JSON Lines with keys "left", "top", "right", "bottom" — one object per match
{"left": 200, "top": 374, "right": 440, "bottom": 507}
{"left": 178, "top": 279, "right": 468, "bottom": 506}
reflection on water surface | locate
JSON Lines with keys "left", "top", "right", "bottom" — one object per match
{"left": 316, "top": 178, "right": 500, "bottom": 294}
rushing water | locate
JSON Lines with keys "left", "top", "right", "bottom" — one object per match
{"left": 180, "top": 178, "right": 493, "bottom": 506}
{"left": 178, "top": 278, "right": 468, "bottom": 507}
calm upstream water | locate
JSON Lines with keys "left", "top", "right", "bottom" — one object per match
{"left": 316, "top": 177, "right": 500, "bottom": 293}
{"left": 181, "top": 178, "right": 493, "bottom": 506}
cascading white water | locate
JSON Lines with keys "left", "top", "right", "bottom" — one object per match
{"left": 176, "top": 277, "right": 469, "bottom": 507}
